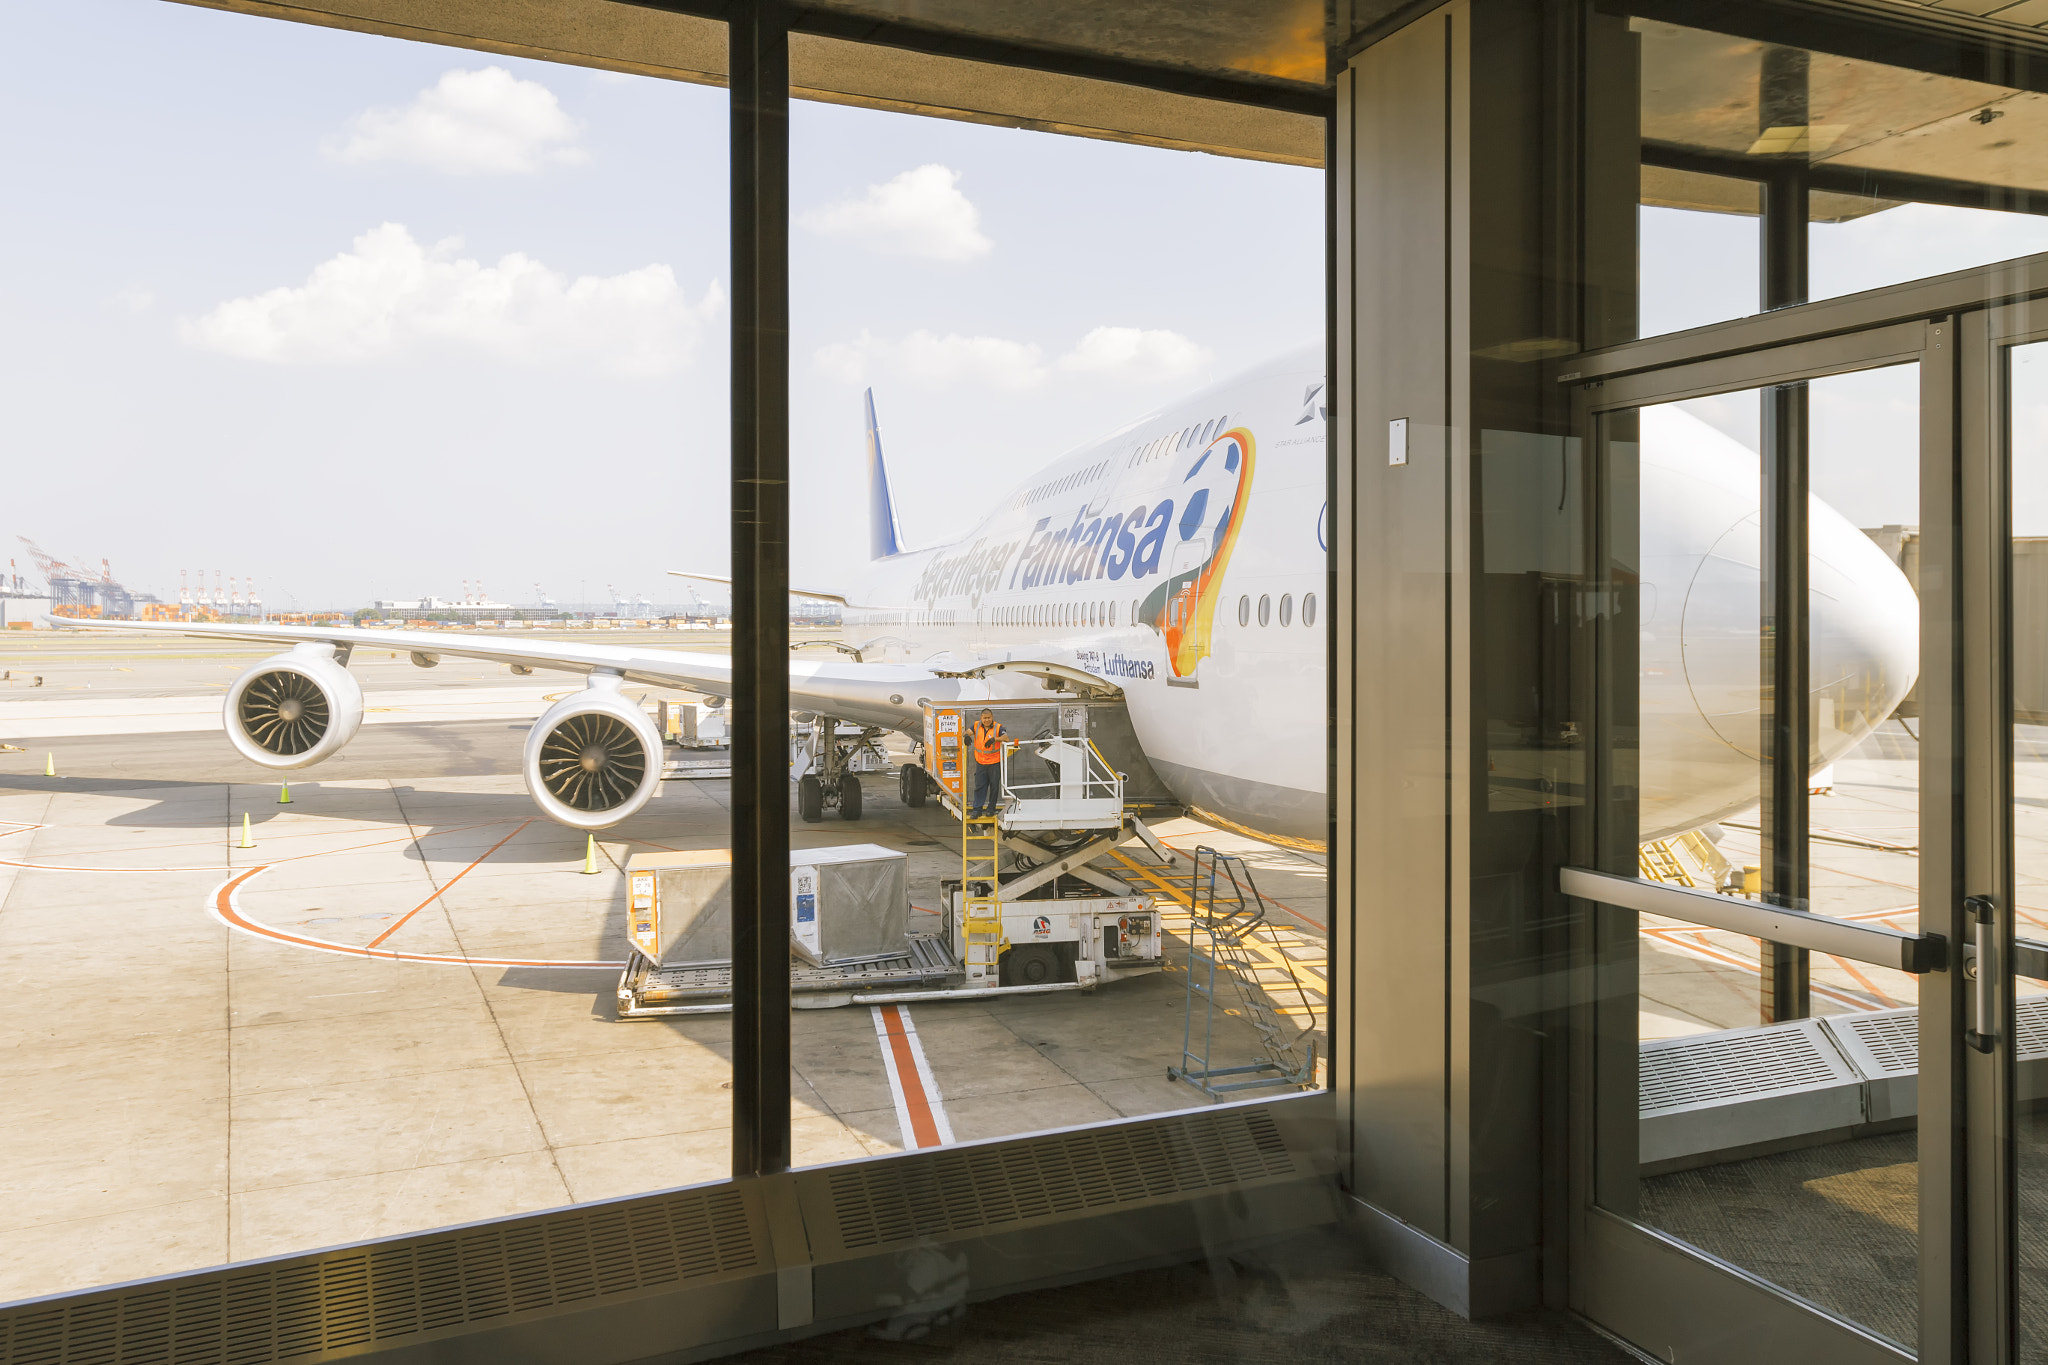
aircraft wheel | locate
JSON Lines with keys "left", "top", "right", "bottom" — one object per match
{"left": 901, "top": 763, "right": 926, "bottom": 808}
{"left": 798, "top": 774, "right": 824, "bottom": 822}
{"left": 838, "top": 772, "right": 863, "bottom": 820}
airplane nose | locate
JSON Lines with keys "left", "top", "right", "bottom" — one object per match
{"left": 1673, "top": 499, "right": 1918, "bottom": 767}
{"left": 1808, "top": 502, "right": 1919, "bottom": 763}
{"left": 1638, "top": 404, "right": 1921, "bottom": 838}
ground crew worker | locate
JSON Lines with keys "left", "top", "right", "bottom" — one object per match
{"left": 969, "top": 708, "right": 1007, "bottom": 817}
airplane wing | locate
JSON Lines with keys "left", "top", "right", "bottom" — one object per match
{"left": 43, "top": 616, "right": 968, "bottom": 731}
{"left": 668, "top": 570, "right": 854, "bottom": 606}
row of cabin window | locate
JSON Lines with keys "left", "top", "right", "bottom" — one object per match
{"left": 991, "top": 602, "right": 1118, "bottom": 628}
{"left": 983, "top": 591, "right": 1318, "bottom": 633}
{"left": 1237, "top": 592, "right": 1315, "bottom": 628}
{"left": 1129, "top": 413, "right": 1228, "bottom": 468}
{"left": 1017, "top": 460, "right": 1109, "bottom": 509}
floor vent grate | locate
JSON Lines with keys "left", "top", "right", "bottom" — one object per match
{"left": 821, "top": 1107, "right": 1298, "bottom": 1255}
{"left": 1825, "top": 1008, "right": 1919, "bottom": 1076}
{"left": 0, "top": 1186, "right": 760, "bottom": 1365}
{"left": 1639, "top": 1019, "right": 1856, "bottom": 1114}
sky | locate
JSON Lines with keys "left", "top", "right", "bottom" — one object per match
{"left": 12, "top": 4, "right": 2048, "bottom": 613}
{"left": 1643, "top": 200, "right": 2048, "bottom": 535}
{"left": 0, "top": 0, "right": 1322, "bottom": 612}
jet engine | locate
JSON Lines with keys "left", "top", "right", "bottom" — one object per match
{"left": 223, "top": 642, "right": 364, "bottom": 769}
{"left": 523, "top": 673, "right": 663, "bottom": 829}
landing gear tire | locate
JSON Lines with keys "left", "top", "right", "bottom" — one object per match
{"left": 798, "top": 774, "right": 824, "bottom": 823}
{"left": 900, "top": 763, "right": 926, "bottom": 808}
{"left": 838, "top": 772, "right": 862, "bottom": 820}
{"left": 1000, "top": 944, "right": 1060, "bottom": 987}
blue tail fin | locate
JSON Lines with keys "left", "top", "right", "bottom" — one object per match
{"left": 865, "top": 388, "right": 905, "bottom": 559}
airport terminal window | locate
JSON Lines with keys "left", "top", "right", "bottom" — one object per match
{"left": 0, "top": 0, "right": 734, "bottom": 1303}
{"left": 784, "top": 89, "right": 1325, "bottom": 1164}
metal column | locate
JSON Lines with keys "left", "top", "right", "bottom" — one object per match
{"left": 729, "top": 0, "right": 792, "bottom": 1179}
{"left": 1758, "top": 42, "right": 1812, "bottom": 1022}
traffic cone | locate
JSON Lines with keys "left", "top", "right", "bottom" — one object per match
{"left": 278, "top": 783, "right": 292, "bottom": 805}
{"left": 240, "top": 812, "right": 253, "bottom": 849}
{"left": 583, "top": 834, "right": 598, "bottom": 874}
{"left": 44, "top": 753, "right": 53, "bottom": 777}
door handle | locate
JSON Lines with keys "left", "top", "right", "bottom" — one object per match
{"left": 1965, "top": 894, "right": 1997, "bottom": 1054}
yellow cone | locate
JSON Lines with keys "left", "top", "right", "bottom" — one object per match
{"left": 44, "top": 752, "right": 54, "bottom": 777}
{"left": 240, "top": 812, "right": 253, "bottom": 849}
{"left": 278, "top": 783, "right": 292, "bottom": 805}
{"left": 583, "top": 833, "right": 598, "bottom": 874}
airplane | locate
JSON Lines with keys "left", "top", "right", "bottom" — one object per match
{"left": 45, "top": 345, "right": 1917, "bottom": 850}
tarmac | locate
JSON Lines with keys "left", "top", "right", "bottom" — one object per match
{"left": 0, "top": 629, "right": 1325, "bottom": 1305}
{"left": 3, "top": 627, "right": 1987, "bottom": 1316}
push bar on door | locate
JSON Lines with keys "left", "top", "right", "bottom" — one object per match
{"left": 1559, "top": 867, "right": 1947, "bottom": 974}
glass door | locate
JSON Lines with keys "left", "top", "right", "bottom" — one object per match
{"left": 1990, "top": 313, "right": 2048, "bottom": 1360}
{"left": 1567, "top": 321, "right": 1955, "bottom": 1363}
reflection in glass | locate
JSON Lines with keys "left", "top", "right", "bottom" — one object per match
{"left": 1602, "top": 377, "right": 1922, "bottom": 1348}
{"left": 2006, "top": 340, "right": 2048, "bottom": 1354}
{"left": 1634, "top": 14, "right": 2048, "bottom": 336}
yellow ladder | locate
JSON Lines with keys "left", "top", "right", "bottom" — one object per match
{"left": 1638, "top": 839, "right": 1694, "bottom": 887}
{"left": 960, "top": 813, "right": 1006, "bottom": 984}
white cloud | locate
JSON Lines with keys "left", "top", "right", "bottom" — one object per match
{"left": 110, "top": 287, "right": 154, "bottom": 314}
{"left": 1055, "top": 326, "right": 1211, "bottom": 383}
{"left": 800, "top": 164, "right": 992, "bottom": 262}
{"left": 181, "top": 223, "right": 720, "bottom": 375}
{"left": 815, "top": 325, "right": 1209, "bottom": 392}
{"left": 326, "top": 67, "right": 586, "bottom": 175}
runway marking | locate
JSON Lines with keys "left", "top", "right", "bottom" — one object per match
{"left": 1108, "top": 849, "right": 1327, "bottom": 1028}
{"left": 0, "top": 819, "right": 519, "bottom": 875}
{"left": 366, "top": 819, "right": 534, "bottom": 948}
{"left": 211, "top": 866, "right": 623, "bottom": 969}
{"left": 1642, "top": 925, "right": 1878, "bottom": 1011}
{"left": 873, "top": 1004, "right": 953, "bottom": 1148}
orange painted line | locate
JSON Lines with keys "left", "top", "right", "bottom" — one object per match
{"left": 211, "top": 866, "right": 621, "bottom": 968}
{"left": 1641, "top": 927, "right": 1875, "bottom": 1011}
{"left": 1828, "top": 953, "right": 1902, "bottom": 1009}
{"left": 366, "top": 818, "right": 534, "bottom": 948}
{"left": 877, "top": 1004, "right": 943, "bottom": 1148}
{"left": 1112, "top": 848, "right": 1328, "bottom": 932}
{"left": 0, "top": 818, "right": 519, "bottom": 875}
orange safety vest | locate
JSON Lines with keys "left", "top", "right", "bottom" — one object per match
{"left": 970, "top": 719, "right": 1002, "bottom": 764}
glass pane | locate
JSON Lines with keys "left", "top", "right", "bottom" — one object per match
{"left": 1634, "top": 13, "right": 2048, "bottom": 334}
{"left": 1640, "top": 172, "right": 1760, "bottom": 336}
{"left": 1599, "top": 372, "right": 1923, "bottom": 1350}
{"left": 2008, "top": 339, "right": 2048, "bottom": 1354}
{"left": 0, "top": 3, "right": 730, "bottom": 1298}
{"left": 786, "top": 93, "right": 1326, "bottom": 1164}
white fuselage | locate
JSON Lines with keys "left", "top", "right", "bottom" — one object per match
{"left": 838, "top": 348, "right": 1919, "bottom": 847}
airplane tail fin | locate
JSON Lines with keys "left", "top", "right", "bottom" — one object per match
{"left": 866, "top": 388, "right": 905, "bottom": 560}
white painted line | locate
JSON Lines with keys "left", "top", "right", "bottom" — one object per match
{"left": 871, "top": 1003, "right": 955, "bottom": 1148}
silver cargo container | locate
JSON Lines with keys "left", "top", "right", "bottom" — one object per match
{"left": 789, "top": 844, "right": 909, "bottom": 967}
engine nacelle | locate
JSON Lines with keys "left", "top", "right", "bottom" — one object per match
{"left": 523, "top": 673, "right": 663, "bottom": 830}
{"left": 223, "top": 643, "right": 364, "bottom": 769}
